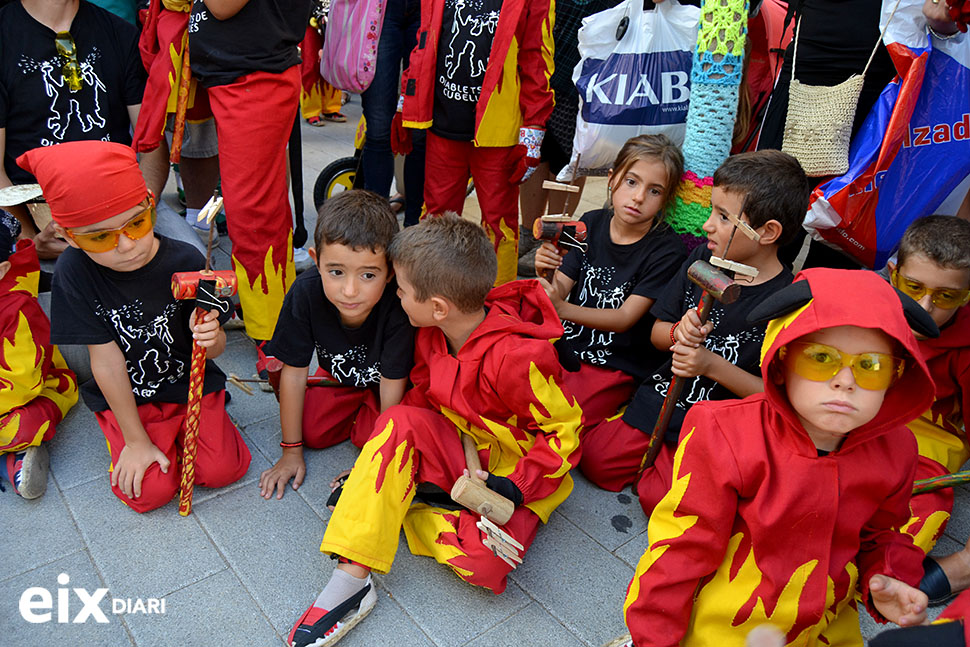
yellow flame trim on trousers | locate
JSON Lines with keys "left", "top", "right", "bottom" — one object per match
{"left": 231, "top": 234, "right": 293, "bottom": 341}
{"left": 402, "top": 503, "right": 475, "bottom": 581}
{"left": 491, "top": 216, "right": 519, "bottom": 287}
{"left": 320, "top": 417, "right": 417, "bottom": 573}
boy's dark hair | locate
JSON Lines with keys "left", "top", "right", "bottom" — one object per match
{"left": 897, "top": 215, "right": 970, "bottom": 273}
{"left": 388, "top": 213, "right": 496, "bottom": 313}
{"left": 712, "top": 150, "right": 810, "bottom": 246}
{"left": 314, "top": 189, "right": 398, "bottom": 255}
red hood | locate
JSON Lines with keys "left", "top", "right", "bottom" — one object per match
{"left": 759, "top": 268, "right": 935, "bottom": 452}
{"left": 460, "top": 280, "right": 564, "bottom": 357}
{"left": 0, "top": 239, "right": 40, "bottom": 298}
{"left": 919, "top": 305, "right": 970, "bottom": 362}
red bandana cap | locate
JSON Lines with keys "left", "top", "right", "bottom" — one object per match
{"left": 17, "top": 141, "right": 147, "bottom": 228}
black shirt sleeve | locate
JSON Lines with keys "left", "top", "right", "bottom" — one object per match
{"left": 49, "top": 249, "right": 115, "bottom": 346}
{"left": 631, "top": 231, "right": 687, "bottom": 300}
{"left": 265, "top": 275, "right": 317, "bottom": 368}
{"left": 650, "top": 248, "right": 698, "bottom": 323}
{"left": 557, "top": 211, "right": 596, "bottom": 282}
{"left": 378, "top": 300, "right": 415, "bottom": 381}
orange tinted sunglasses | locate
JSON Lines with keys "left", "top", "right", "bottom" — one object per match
{"left": 66, "top": 199, "right": 156, "bottom": 253}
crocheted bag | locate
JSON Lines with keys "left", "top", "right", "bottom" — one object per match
{"left": 781, "top": 1, "right": 901, "bottom": 177}
{"left": 320, "top": 0, "right": 386, "bottom": 93}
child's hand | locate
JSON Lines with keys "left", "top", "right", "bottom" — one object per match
{"left": 534, "top": 242, "right": 564, "bottom": 274}
{"left": 674, "top": 308, "right": 713, "bottom": 348}
{"left": 869, "top": 574, "right": 928, "bottom": 627}
{"left": 190, "top": 310, "right": 223, "bottom": 349}
{"left": 111, "top": 439, "right": 170, "bottom": 499}
{"left": 671, "top": 341, "right": 714, "bottom": 378}
{"left": 537, "top": 276, "right": 565, "bottom": 312}
{"left": 258, "top": 451, "right": 306, "bottom": 500}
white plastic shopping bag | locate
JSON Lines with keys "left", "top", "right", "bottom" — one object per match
{"left": 559, "top": 0, "right": 699, "bottom": 179}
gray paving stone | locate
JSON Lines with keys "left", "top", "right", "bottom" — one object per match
{"left": 190, "top": 438, "right": 272, "bottom": 507}
{"left": 0, "top": 551, "right": 134, "bottom": 645}
{"left": 47, "top": 404, "right": 109, "bottom": 491}
{"left": 215, "top": 343, "right": 281, "bottom": 428}
{"left": 557, "top": 471, "right": 647, "bottom": 551}
{"left": 61, "top": 478, "right": 227, "bottom": 599}
{"left": 613, "top": 529, "right": 649, "bottom": 570}
{"left": 193, "top": 484, "right": 332, "bottom": 635}
{"left": 123, "top": 569, "right": 280, "bottom": 647}
{"left": 510, "top": 511, "right": 631, "bottom": 647}
{"left": 295, "top": 439, "right": 361, "bottom": 520}
{"left": 336, "top": 588, "right": 436, "bottom": 647}
{"left": 0, "top": 482, "right": 84, "bottom": 582}
{"left": 465, "top": 602, "right": 585, "bottom": 647}
{"left": 378, "top": 534, "right": 532, "bottom": 647}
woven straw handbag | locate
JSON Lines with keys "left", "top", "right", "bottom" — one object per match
{"left": 781, "top": 1, "right": 901, "bottom": 176}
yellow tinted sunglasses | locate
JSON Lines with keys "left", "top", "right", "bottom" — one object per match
{"left": 66, "top": 201, "right": 156, "bottom": 253}
{"left": 779, "top": 341, "right": 904, "bottom": 391}
{"left": 891, "top": 269, "right": 970, "bottom": 310}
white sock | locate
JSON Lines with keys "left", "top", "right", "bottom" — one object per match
{"left": 185, "top": 208, "right": 201, "bottom": 224}
{"left": 313, "top": 568, "right": 368, "bottom": 610}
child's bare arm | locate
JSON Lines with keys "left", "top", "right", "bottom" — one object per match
{"left": 535, "top": 243, "right": 577, "bottom": 305}
{"left": 379, "top": 376, "right": 407, "bottom": 412}
{"left": 259, "top": 362, "right": 308, "bottom": 500}
{"left": 651, "top": 319, "right": 676, "bottom": 351}
{"left": 89, "top": 342, "right": 169, "bottom": 500}
{"left": 190, "top": 309, "right": 226, "bottom": 358}
{"left": 670, "top": 343, "right": 764, "bottom": 397}
{"left": 554, "top": 294, "right": 655, "bottom": 334}
{"left": 869, "top": 574, "right": 928, "bottom": 627}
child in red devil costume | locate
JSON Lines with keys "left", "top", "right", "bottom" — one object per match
{"left": 399, "top": 0, "right": 555, "bottom": 285}
{"left": 21, "top": 141, "right": 251, "bottom": 513}
{"left": 287, "top": 214, "right": 582, "bottom": 647}
{"left": 622, "top": 268, "right": 937, "bottom": 646}
{"left": 881, "top": 216, "right": 970, "bottom": 603}
{"left": 0, "top": 212, "right": 78, "bottom": 499}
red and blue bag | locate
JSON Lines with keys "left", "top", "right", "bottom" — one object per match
{"left": 804, "top": 0, "right": 970, "bottom": 268}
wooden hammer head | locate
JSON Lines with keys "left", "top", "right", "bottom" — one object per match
{"left": 532, "top": 219, "right": 587, "bottom": 248}
{"left": 171, "top": 269, "right": 238, "bottom": 300}
{"left": 687, "top": 260, "right": 741, "bottom": 304}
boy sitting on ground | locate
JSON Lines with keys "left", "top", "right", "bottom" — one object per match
{"left": 22, "top": 140, "right": 250, "bottom": 513}
{"left": 622, "top": 268, "right": 937, "bottom": 646}
{"left": 288, "top": 214, "right": 583, "bottom": 647}
{"left": 880, "top": 216, "right": 970, "bottom": 602}
{"left": 258, "top": 190, "right": 414, "bottom": 500}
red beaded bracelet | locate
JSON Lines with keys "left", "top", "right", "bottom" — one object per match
{"left": 669, "top": 321, "right": 680, "bottom": 345}
{"left": 280, "top": 441, "right": 303, "bottom": 448}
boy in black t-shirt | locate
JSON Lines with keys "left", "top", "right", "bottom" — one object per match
{"left": 578, "top": 150, "right": 811, "bottom": 515}
{"left": 258, "top": 190, "right": 414, "bottom": 501}
{"left": 20, "top": 140, "right": 251, "bottom": 513}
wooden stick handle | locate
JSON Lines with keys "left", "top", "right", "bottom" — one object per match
{"left": 462, "top": 433, "right": 484, "bottom": 484}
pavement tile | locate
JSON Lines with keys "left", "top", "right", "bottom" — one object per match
{"left": 0, "top": 551, "right": 134, "bottom": 646}
{"left": 193, "top": 484, "right": 333, "bottom": 635}
{"left": 464, "top": 602, "right": 585, "bottom": 647}
{"left": 295, "top": 440, "right": 362, "bottom": 520}
{"left": 123, "top": 569, "right": 280, "bottom": 647}
{"left": 613, "top": 529, "right": 649, "bottom": 570}
{"left": 509, "top": 511, "right": 631, "bottom": 647}
{"left": 47, "top": 404, "right": 109, "bottom": 491}
{"left": 335, "top": 588, "right": 436, "bottom": 647}
{"left": 0, "top": 481, "right": 84, "bottom": 582}
{"left": 190, "top": 438, "right": 272, "bottom": 506}
{"left": 379, "top": 537, "right": 531, "bottom": 647}
{"left": 215, "top": 346, "right": 281, "bottom": 428}
{"left": 557, "top": 472, "right": 647, "bottom": 552}
{"left": 61, "top": 478, "right": 227, "bottom": 599}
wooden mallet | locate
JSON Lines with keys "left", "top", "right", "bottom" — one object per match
{"left": 637, "top": 260, "right": 740, "bottom": 472}
{"left": 532, "top": 217, "right": 588, "bottom": 282}
{"left": 450, "top": 433, "right": 515, "bottom": 525}
{"left": 171, "top": 269, "right": 236, "bottom": 516}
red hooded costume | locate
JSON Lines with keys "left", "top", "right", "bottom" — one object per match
{"left": 320, "top": 280, "right": 583, "bottom": 593}
{"left": 0, "top": 240, "right": 78, "bottom": 451}
{"left": 904, "top": 305, "right": 970, "bottom": 553}
{"left": 623, "top": 269, "right": 935, "bottom": 646}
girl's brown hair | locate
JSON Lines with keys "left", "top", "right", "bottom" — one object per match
{"left": 608, "top": 134, "right": 684, "bottom": 221}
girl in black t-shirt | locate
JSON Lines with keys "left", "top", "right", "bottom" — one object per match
{"left": 534, "top": 134, "right": 687, "bottom": 426}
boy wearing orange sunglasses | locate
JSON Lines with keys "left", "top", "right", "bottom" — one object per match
{"left": 17, "top": 141, "right": 251, "bottom": 512}
{"left": 620, "top": 268, "right": 938, "bottom": 646}
{"left": 884, "top": 216, "right": 970, "bottom": 605}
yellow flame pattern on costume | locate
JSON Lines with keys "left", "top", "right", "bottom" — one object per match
{"left": 165, "top": 33, "right": 198, "bottom": 114}
{"left": 300, "top": 83, "right": 323, "bottom": 120}
{"left": 624, "top": 429, "right": 699, "bottom": 617}
{"left": 232, "top": 234, "right": 293, "bottom": 341}
{"left": 320, "top": 417, "right": 418, "bottom": 573}
{"left": 0, "top": 313, "right": 78, "bottom": 448}
{"left": 402, "top": 504, "right": 475, "bottom": 581}
{"left": 12, "top": 270, "right": 38, "bottom": 295}
{"left": 760, "top": 301, "right": 814, "bottom": 365}
{"left": 902, "top": 509, "right": 951, "bottom": 554}
{"left": 491, "top": 217, "right": 519, "bottom": 287}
